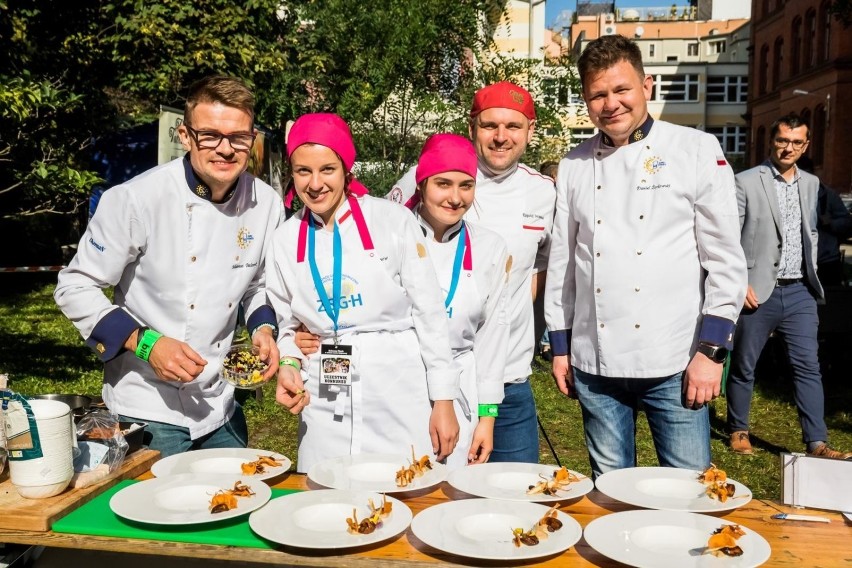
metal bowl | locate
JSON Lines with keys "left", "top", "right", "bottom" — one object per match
{"left": 27, "top": 394, "right": 92, "bottom": 417}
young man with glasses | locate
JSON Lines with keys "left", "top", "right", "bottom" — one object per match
{"left": 55, "top": 76, "right": 284, "bottom": 457}
{"left": 726, "top": 112, "right": 851, "bottom": 459}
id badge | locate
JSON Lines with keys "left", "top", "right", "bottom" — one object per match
{"left": 320, "top": 344, "right": 353, "bottom": 386}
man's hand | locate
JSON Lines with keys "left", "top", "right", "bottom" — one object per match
{"left": 251, "top": 326, "right": 280, "bottom": 382}
{"left": 147, "top": 337, "right": 207, "bottom": 383}
{"left": 295, "top": 324, "right": 320, "bottom": 356}
{"left": 551, "top": 354, "right": 577, "bottom": 398}
{"left": 467, "top": 416, "right": 495, "bottom": 464}
{"left": 683, "top": 351, "right": 722, "bottom": 409}
{"left": 275, "top": 365, "right": 309, "bottom": 414}
{"left": 429, "top": 400, "right": 460, "bottom": 462}
{"left": 744, "top": 285, "right": 760, "bottom": 310}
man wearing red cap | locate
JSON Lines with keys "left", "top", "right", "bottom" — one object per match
{"left": 388, "top": 81, "right": 556, "bottom": 463}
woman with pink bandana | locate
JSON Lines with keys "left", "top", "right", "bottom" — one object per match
{"left": 410, "top": 134, "right": 510, "bottom": 468}
{"left": 266, "top": 113, "right": 459, "bottom": 472}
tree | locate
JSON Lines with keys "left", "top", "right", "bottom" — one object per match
{"left": 830, "top": 0, "right": 852, "bottom": 27}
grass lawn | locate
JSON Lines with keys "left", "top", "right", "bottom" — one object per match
{"left": 3, "top": 274, "right": 851, "bottom": 500}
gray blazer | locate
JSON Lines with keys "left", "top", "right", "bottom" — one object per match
{"left": 735, "top": 160, "right": 824, "bottom": 303}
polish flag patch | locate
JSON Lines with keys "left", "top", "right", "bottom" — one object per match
{"left": 716, "top": 155, "right": 727, "bottom": 166}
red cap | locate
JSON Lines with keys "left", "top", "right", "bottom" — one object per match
{"left": 469, "top": 81, "right": 536, "bottom": 121}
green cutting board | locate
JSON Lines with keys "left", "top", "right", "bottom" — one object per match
{"left": 52, "top": 480, "right": 300, "bottom": 548}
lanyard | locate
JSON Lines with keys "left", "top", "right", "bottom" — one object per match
{"left": 308, "top": 214, "right": 343, "bottom": 343}
{"left": 444, "top": 222, "right": 467, "bottom": 309}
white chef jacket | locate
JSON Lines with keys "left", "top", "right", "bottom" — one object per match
{"left": 267, "top": 195, "right": 459, "bottom": 472}
{"left": 54, "top": 157, "right": 284, "bottom": 438}
{"left": 389, "top": 162, "right": 555, "bottom": 382}
{"left": 415, "top": 209, "right": 509, "bottom": 468}
{"left": 544, "top": 120, "right": 747, "bottom": 378}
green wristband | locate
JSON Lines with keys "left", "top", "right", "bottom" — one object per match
{"left": 478, "top": 404, "right": 498, "bottom": 418}
{"left": 279, "top": 357, "right": 301, "bottom": 371}
{"left": 135, "top": 329, "right": 163, "bottom": 362}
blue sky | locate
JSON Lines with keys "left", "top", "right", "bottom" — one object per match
{"left": 546, "top": 1, "right": 678, "bottom": 28}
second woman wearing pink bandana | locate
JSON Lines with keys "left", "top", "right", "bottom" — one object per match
{"left": 411, "top": 134, "right": 510, "bottom": 468}
{"left": 266, "top": 113, "right": 460, "bottom": 472}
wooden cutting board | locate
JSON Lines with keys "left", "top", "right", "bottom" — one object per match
{"left": 0, "top": 448, "right": 159, "bottom": 532}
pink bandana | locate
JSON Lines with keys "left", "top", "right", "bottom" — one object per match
{"left": 284, "top": 113, "right": 368, "bottom": 207}
{"left": 415, "top": 133, "right": 478, "bottom": 184}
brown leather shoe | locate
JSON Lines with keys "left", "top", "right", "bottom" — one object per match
{"left": 730, "top": 431, "right": 754, "bottom": 455}
{"left": 807, "top": 443, "right": 852, "bottom": 460}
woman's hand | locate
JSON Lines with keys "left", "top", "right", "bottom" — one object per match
{"left": 467, "top": 416, "right": 495, "bottom": 464}
{"left": 429, "top": 400, "right": 459, "bottom": 461}
{"left": 251, "top": 326, "right": 280, "bottom": 382}
{"left": 294, "top": 324, "right": 320, "bottom": 356}
{"left": 275, "top": 364, "right": 309, "bottom": 414}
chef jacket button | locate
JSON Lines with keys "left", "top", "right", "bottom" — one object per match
{"left": 599, "top": 323, "right": 605, "bottom": 328}
{"left": 635, "top": 287, "right": 640, "bottom": 292}
{"left": 773, "top": 262, "right": 778, "bottom": 267}
{"left": 635, "top": 324, "right": 641, "bottom": 329}
{"left": 637, "top": 250, "right": 642, "bottom": 255}
{"left": 597, "top": 219, "right": 602, "bottom": 224}
{"left": 190, "top": 304, "right": 195, "bottom": 310}
{"left": 190, "top": 256, "right": 197, "bottom": 262}
{"left": 596, "top": 288, "right": 601, "bottom": 293}
{"left": 639, "top": 215, "right": 644, "bottom": 220}
{"left": 596, "top": 185, "right": 602, "bottom": 190}
{"left": 596, "top": 252, "right": 601, "bottom": 257}
{"left": 597, "top": 151, "right": 602, "bottom": 157}
{"left": 228, "top": 302, "right": 233, "bottom": 308}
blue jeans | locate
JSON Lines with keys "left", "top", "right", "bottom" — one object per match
{"left": 726, "top": 283, "right": 827, "bottom": 443}
{"left": 490, "top": 380, "right": 539, "bottom": 463}
{"left": 119, "top": 404, "right": 248, "bottom": 459}
{"left": 573, "top": 368, "right": 710, "bottom": 480}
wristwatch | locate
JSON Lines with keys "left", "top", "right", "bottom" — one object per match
{"left": 697, "top": 341, "right": 728, "bottom": 364}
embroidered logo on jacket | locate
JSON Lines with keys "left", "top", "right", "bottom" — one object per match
{"left": 643, "top": 156, "right": 666, "bottom": 174}
{"left": 88, "top": 237, "right": 105, "bottom": 252}
{"left": 237, "top": 227, "right": 255, "bottom": 249}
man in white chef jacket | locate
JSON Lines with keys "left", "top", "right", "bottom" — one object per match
{"left": 385, "top": 82, "right": 556, "bottom": 463}
{"left": 544, "top": 35, "right": 747, "bottom": 479}
{"left": 55, "top": 76, "right": 283, "bottom": 457}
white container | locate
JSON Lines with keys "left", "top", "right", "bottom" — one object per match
{"left": 8, "top": 399, "right": 74, "bottom": 499}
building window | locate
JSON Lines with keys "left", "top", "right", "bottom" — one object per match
{"left": 687, "top": 43, "right": 698, "bottom": 56}
{"left": 805, "top": 9, "right": 817, "bottom": 67}
{"left": 708, "top": 40, "right": 726, "bottom": 55}
{"left": 772, "top": 37, "right": 784, "bottom": 89}
{"left": 759, "top": 44, "right": 769, "bottom": 95}
{"left": 706, "top": 126, "right": 746, "bottom": 155}
{"left": 791, "top": 17, "right": 802, "bottom": 76}
{"left": 819, "top": 1, "right": 831, "bottom": 63}
{"left": 666, "top": 55, "right": 678, "bottom": 62}
{"left": 650, "top": 74, "right": 699, "bottom": 102}
{"left": 570, "top": 128, "right": 596, "bottom": 143}
{"left": 706, "top": 76, "right": 748, "bottom": 103}
{"left": 649, "top": 44, "right": 656, "bottom": 57}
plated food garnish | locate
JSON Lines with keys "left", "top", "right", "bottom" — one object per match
{"left": 698, "top": 464, "right": 737, "bottom": 502}
{"left": 395, "top": 446, "right": 433, "bottom": 488}
{"left": 241, "top": 454, "right": 283, "bottom": 475}
{"left": 209, "top": 480, "right": 255, "bottom": 514}
{"left": 346, "top": 494, "right": 393, "bottom": 535}
{"left": 512, "top": 504, "right": 563, "bottom": 547}
{"left": 526, "top": 466, "right": 581, "bottom": 496}
{"left": 705, "top": 524, "right": 746, "bottom": 557}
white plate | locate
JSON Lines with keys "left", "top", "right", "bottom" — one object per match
{"left": 150, "top": 448, "right": 291, "bottom": 481}
{"left": 249, "top": 489, "right": 412, "bottom": 549}
{"left": 595, "top": 467, "right": 753, "bottom": 512}
{"left": 109, "top": 473, "right": 272, "bottom": 525}
{"left": 307, "top": 453, "right": 447, "bottom": 493}
{"left": 447, "top": 462, "right": 593, "bottom": 502}
{"left": 410, "top": 499, "right": 581, "bottom": 561}
{"left": 584, "top": 510, "right": 772, "bottom": 568}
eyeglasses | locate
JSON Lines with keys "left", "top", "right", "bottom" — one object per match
{"left": 773, "top": 137, "right": 808, "bottom": 150}
{"left": 184, "top": 124, "right": 256, "bottom": 151}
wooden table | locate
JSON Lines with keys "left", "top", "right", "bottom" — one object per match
{"left": 0, "top": 472, "right": 849, "bottom": 567}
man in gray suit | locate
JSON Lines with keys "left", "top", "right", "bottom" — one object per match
{"left": 727, "top": 112, "right": 851, "bottom": 459}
